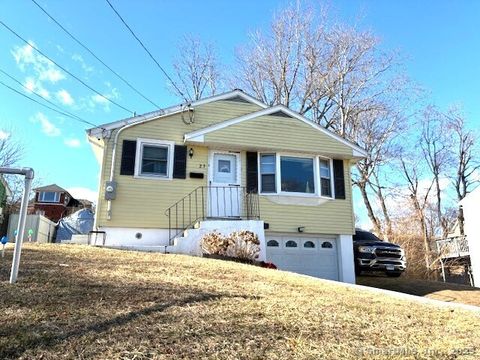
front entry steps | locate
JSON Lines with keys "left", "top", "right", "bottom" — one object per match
{"left": 165, "top": 227, "right": 208, "bottom": 256}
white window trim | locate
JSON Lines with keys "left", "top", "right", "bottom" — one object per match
{"left": 259, "top": 153, "right": 276, "bottom": 193}
{"left": 319, "top": 157, "right": 335, "bottom": 199}
{"left": 258, "top": 152, "right": 335, "bottom": 199}
{"left": 134, "top": 138, "right": 175, "bottom": 180}
{"left": 39, "top": 191, "right": 60, "bottom": 203}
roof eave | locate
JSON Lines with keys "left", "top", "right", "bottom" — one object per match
{"left": 86, "top": 89, "right": 268, "bottom": 138}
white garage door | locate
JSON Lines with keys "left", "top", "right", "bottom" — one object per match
{"left": 265, "top": 235, "right": 339, "bottom": 281}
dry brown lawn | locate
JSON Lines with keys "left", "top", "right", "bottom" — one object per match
{"left": 357, "top": 275, "right": 480, "bottom": 307}
{"left": 0, "top": 244, "right": 479, "bottom": 359}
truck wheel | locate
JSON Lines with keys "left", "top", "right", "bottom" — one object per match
{"left": 386, "top": 271, "right": 402, "bottom": 278}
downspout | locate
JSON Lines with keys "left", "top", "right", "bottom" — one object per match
{"left": 105, "top": 107, "right": 190, "bottom": 220}
{"left": 106, "top": 122, "right": 139, "bottom": 220}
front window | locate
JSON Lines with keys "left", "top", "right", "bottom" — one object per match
{"left": 280, "top": 156, "right": 315, "bottom": 194}
{"left": 258, "top": 153, "right": 334, "bottom": 197}
{"left": 39, "top": 191, "right": 60, "bottom": 203}
{"left": 135, "top": 139, "right": 174, "bottom": 179}
{"left": 319, "top": 159, "right": 332, "bottom": 197}
{"left": 141, "top": 145, "right": 168, "bottom": 176}
{"left": 260, "top": 154, "right": 276, "bottom": 193}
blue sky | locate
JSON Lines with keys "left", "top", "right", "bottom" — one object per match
{"left": 0, "top": 1, "right": 479, "bottom": 219}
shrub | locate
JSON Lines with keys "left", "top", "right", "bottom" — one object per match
{"left": 226, "top": 230, "right": 260, "bottom": 261}
{"left": 201, "top": 231, "right": 233, "bottom": 256}
{"left": 201, "top": 230, "right": 260, "bottom": 261}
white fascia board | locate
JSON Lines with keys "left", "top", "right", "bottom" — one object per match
{"left": 184, "top": 105, "right": 368, "bottom": 157}
{"left": 86, "top": 90, "right": 268, "bottom": 138}
{"left": 184, "top": 134, "right": 205, "bottom": 143}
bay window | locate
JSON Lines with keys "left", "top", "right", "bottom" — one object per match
{"left": 280, "top": 156, "right": 315, "bottom": 194}
{"left": 260, "top": 154, "right": 276, "bottom": 192}
{"left": 319, "top": 158, "right": 332, "bottom": 197}
{"left": 259, "top": 153, "right": 334, "bottom": 197}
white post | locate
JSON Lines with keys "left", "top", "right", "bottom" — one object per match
{"left": 0, "top": 167, "right": 34, "bottom": 284}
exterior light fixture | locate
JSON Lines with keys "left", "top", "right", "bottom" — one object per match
{"left": 297, "top": 226, "right": 305, "bottom": 233}
{"left": 189, "top": 148, "right": 194, "bottom": 158}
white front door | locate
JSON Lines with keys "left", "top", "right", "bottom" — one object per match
{"left": 208, "top": 151, "right": 242, "bottom": 218}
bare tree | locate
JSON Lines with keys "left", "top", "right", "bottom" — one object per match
{"left": 444, "top": 108, "right": 479, "bottom": 234}
{"left": 400, "top": 156, "right": 435, "bottom": 269}
{"left": 0, "top": 129, "right": 23, "bottom": 168}
{"left": 171, "top": 35, "right": 223, "bottom": 101}
{"left": 419, "top": 106, "right": 453, "bottom": 237}
{"left": 235, "top": 3, "right": 412, "bottom": 237}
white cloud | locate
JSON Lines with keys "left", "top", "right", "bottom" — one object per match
{"left": 24, "top": 77, "right": 50, "bottom": 99}
{"left": 66, "top": 187, "right": 98, "bottom": 203}
{"left": 56, "top": 89, "right": 74, "bottom": 105}
{"left": 72, "top": 53, "right": 94, "bottom": 73}
{"left": 12, "top": 42, "right": 65, "bottom": 83}
{"left": 91, "top": 94, "right": 109, "bottom": 105}
{"left": 31, "top": 112, "right": 61, "bottom": 137}
{"left": 89, "top": 93, "right": 111, "bottom": 112}
{"left": 64, "top": 138, "right": 81, "bottom": 147}
{"left": 0, "top": 130, "right": 10, "bottom": 140}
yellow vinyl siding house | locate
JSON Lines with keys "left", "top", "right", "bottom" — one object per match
{"left": 87, "top": 90, "right": 366, "bottom": 283}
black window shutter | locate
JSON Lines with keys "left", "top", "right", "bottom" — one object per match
{"left": 173, "top": 145, "right": 187, "bottom": 179}
{"left": 246, "top": 152, "right": 258, "bottom": 193}
{"left": 120, "top": 140, "right": 137, "bottom": 175}
{"left": 333, "top": 159, "right": 346, "bottom": 199}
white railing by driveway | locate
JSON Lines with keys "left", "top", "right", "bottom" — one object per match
{"left": 435, "top": 236, "right": 469, "bottom": 259}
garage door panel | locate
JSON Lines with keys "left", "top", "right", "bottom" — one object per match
{"left": 266, "top": 235, "right": 339, "bottom": 281}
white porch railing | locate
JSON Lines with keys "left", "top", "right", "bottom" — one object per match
{"left": 435, "top": 235, "right": 469, "bottom": 259}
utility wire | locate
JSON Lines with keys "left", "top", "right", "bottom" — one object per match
{"left": 0, "top": 19, "right": 135, "bottom": 115}
{"left": 0, "top": 79, "right": 100, "bottom": 128}
{"left": 30, "top": 0, "right": 161, "bottom": 109}
{"left": 0, "top": 68, "right": 97, "bottom": 127}
{"left": 105, "top": 0, "right": 188, "bottom": 102}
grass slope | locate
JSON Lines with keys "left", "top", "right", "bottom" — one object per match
{"left": 357, "top": 275, "right": 480, "bottom": 307}
{"left": 0, "top": 244, "right": 478, "bottom": 359}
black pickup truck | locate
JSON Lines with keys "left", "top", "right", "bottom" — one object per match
{"left": 353, "top": 230, "right": 406, "bottom": 277}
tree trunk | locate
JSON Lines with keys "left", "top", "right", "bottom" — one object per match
{"left": 358, "top": 182, "right": 382, "bottom": 236}
{"left": 458, "top": 206, "right": 465, "bottom": 235}
{"left": 369, "top": 174, "right": 392, "bottom": 240}
{"left": 411, "top": 196, "right": 431, "bottom": 270}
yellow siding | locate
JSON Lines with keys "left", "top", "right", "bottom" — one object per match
{"left": 93, "top": 99, "right": 356, "bottom": 235}
{"left": 204, "top": 115, "right": 353, "bottom": 156}
{"left": 96, "top": 100, "right": 262, "bottom": 228}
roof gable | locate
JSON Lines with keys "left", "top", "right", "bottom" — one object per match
{"left": 184, "top": 105, "right": 367, "bottom": 157}
{"left": 34, "top": 184, "right": 68, "bottom": 193}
